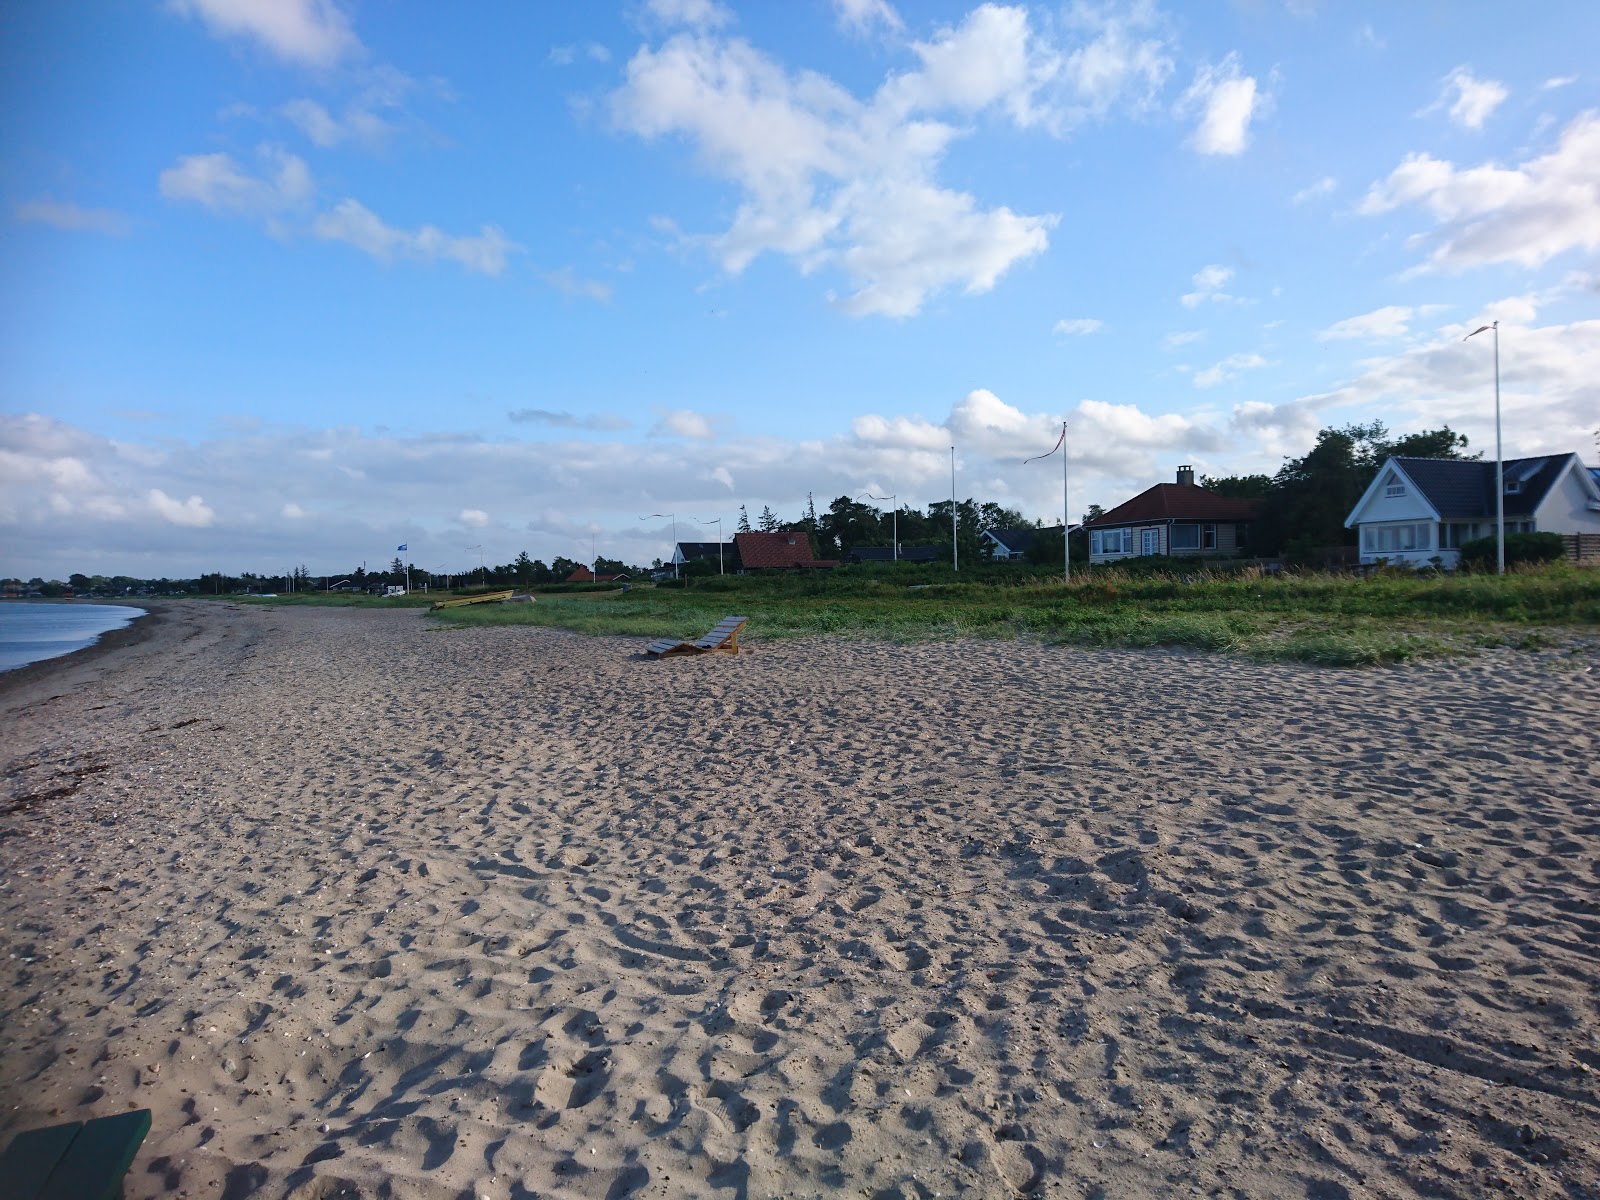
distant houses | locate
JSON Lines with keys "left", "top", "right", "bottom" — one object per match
{"left": 1344, "top": 453, "right": 1600, "bottom": 567}
{"left": 734, "top": 531, "right": 839, "bottom": 570}
{"left": 1083, "top": 466, "right": 1261, "bottom": 564}
{"left": 564, "top": 566, "right": 630, "bottom": 583}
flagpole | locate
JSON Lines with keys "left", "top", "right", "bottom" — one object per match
{"left": 951, "top": 445, "right": 958, "bottom": 573}
{"left": 1062, "top": 420, "right": 1069, "bottom": 583}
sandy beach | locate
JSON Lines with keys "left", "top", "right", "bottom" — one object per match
{"left": 1, "top": 599, "right": 1596, "bottom": 1199}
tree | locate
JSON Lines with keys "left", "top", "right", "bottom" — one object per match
{"left": 514, "top": 551, "right": 534, "bottom": 585}
{"left": 758, "top": 505, "right": 781, "bottom": 532}
{"left": 1199, "top": 474, "right": 1273, "bottom": 499}
{"left": 821, "top": 495, "right": 882, "bottom": 554}
{"left": 737, "top": 504, "right": 752, "bottom": 533}
{"left": 388, "top": 556, "right": 405, "bottom": 582}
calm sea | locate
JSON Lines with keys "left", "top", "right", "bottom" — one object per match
{"left": 0, "top": 602, "right": 147, "bottom": 673}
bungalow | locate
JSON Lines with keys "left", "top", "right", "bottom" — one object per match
{"left": 1344, "top": 453, "right": 1600, "bottom": 567}
{"left": 981, "top": 527, "right": 1036, "bottom": 561}
{"left": 1084, "top": 466, "right": 1261, "bottom": 563}
{"left": 846, "top": 545, "right": 942, "bottom": 564}
{"left": 671, "top": 541, "right": 740, "bottom": 573}
{"left": 565, "top": 567, "right": 630, "bottom": 583}
{"left": 733, "top": 530, "right": 839, "bottom": 570}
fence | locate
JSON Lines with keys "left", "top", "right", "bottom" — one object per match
{"left": 1560, "top": 533, "right": 1600, "bottom": 566}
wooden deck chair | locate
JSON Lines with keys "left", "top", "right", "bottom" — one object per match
{"left": 645, "top": 615, "right": 748, "bottom": 658}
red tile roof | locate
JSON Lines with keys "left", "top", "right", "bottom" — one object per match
{"left": 1084, "top": 483, "right": 1261, "bottom": 527}
{"left": 734, "top": 531, "right": 825, "bottom": 569}
{"left": 565, "top": 568, "right": 628, "bottom": 582}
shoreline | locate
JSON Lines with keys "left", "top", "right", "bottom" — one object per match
{"left": 1, "top": 600, "right": 1596, "bottom": 1199}
{"left": 0, "top": 601, "right": 162, "bottom": 701}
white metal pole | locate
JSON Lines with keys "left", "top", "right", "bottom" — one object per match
{"left": 1062, "top": 419, "right": 1070, "bottom": 583}
{"left": 892, "top": 504, "right": 898, "bottom": 561}
{"left": 1494, "top": 321, "right": 1504, "bottom": 576}
{"left": 951, "top": 446, "right": 958, "bottom": 573}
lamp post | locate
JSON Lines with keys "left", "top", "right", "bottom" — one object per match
{"left": 950, "top": 446, "right": 958, "bottom": 573}
{"left": 466, "top": 544, "right": 484, "bottom": 585}
{"left": 858, "top": 491, "right": 897, "bottom": 560}
{"left": 1465, "top": 320, "right": 1504, "bottom": 575}
{"left": 1023, "top": 420, "right": 1070, "bottom": 582}
{"left": 640, "top": 513, "right": 678, "bottom": 578}
{"left": 693, "top": 516, "right": 724, "bottom": 573}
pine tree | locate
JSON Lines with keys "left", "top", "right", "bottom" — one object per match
{"left": 737, "top": 504, "right": 752, "bottom": 533}
{"left": 758, "top": 505, "right": 781, "bottom": 532}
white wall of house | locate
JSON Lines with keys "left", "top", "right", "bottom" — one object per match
{"left": 1356, "top": 466, "right": 1437, "bottom": 523}
{"left": 1535, "top": 462, "right": 1600, "bottom": 532}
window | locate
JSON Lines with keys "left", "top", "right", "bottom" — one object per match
{"left": 1385, "top": 483, "right": 1406, "bottom": 497}
{"left": 1170, "top": 524, "right": 1200, "bottom": 550}
{"left": 1202, "top": 524, "right": 1217, "bottom": 550}
{"left": 1140, "top": 528, "right": 1161, "bottom": 556}
{"left": 1092, "top": 529, "right": 1132, "bottom": 555}
{"left": 1362, "top": 523, "right": 1432, "bottom": 553}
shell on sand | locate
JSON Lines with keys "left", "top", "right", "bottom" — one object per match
{"left": 1, "top": 600, "right": 1596, "bottom": 1199}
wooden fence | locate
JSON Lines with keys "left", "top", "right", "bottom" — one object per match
{"left": 1560, "top": 533, "right": 1600, "bottom": 566}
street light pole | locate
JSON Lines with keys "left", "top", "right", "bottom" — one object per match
{"left": 1024, "top": 420, "right": 1070, "bottom": 582}
{"left": 951, "top": 446, "right": 958, "bottom": 573}
{"left": 858, "top": 492, "right": 897, "bottom": 560}
{"left": 641, "top": 513, "right": 678, "bottom": 578}
{"left": 1466, "top": 320, "right": 1504, "bottom": 575}
{"left": 694, "top": 516, "right": 724, "bottom": 573}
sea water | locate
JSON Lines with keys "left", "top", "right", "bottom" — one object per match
{"left": 0, "top": 602, "right": 146, "bottom": 673}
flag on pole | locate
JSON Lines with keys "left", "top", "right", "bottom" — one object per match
{"left": 397, "top": 544, "right": 407, "bottom": 552}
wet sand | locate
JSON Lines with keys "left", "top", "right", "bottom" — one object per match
{"left": 1, "top": 599, "right": 1596, "bottom": 1199}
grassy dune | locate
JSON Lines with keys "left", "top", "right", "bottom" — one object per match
{"left": 417, "top": 564, "right": 1600, "bottom": 667}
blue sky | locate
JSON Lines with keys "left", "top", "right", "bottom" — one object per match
{"left": 3, "top": 0, "right": 1597, "bottom": 578}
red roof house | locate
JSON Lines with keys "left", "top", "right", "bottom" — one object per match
{"left": 1084, "top": 466, "right": 1261, "bottom": 561}
{"left": 732, "top": 531, "right": 839, "bottom": 570}
{"left": 565, "top": 567, "right": 630, "bottom": 583}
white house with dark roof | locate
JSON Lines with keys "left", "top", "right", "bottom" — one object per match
{"left": 1344, "top": 453, "right": 1600, "bottom": 567}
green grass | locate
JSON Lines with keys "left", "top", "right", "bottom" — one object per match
{"left": 393, "top": 562, "right": 1599, "bottom": 667}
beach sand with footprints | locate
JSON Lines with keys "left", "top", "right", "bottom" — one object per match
{"left": 1, "top": 599, "right": 1597, "bottom": 1199}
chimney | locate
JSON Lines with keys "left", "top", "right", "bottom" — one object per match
{"left": 1176, "top": 464, "right": 1195, "bottom": 486}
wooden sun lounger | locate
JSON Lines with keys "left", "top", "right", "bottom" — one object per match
{"left": 1, "top": 1107, "right": 151, "bottom": 1200}
{"left": 645, "top": 615, "right": 748, "bottom": 658}
{"left": 430, "top": 589, "right": 515, "bottom": 611}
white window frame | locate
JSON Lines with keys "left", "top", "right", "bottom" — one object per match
{"left": 1140, "top": 528, "right": 1160, "bottom": 556}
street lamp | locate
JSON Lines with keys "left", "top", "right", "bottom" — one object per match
{"left": 693, "top": 516, "right": 724, "bottom": 573}
{"left": 1024, "top": 420, "right": 1070, "bottom": 582}
{"left": 950, "top": 446, "right": 958, "bottom": 573}
{"left": 640, "top": 513, "right": 678, "bottom": 578}
{"left": 466, "top": 544, "right": 484, "bottom": 585}
{"left": 1465, "top": 320, "right": 1504, "bottom": 575}
{"left": 857, "top": 491, "right": 897, "bottom": 561}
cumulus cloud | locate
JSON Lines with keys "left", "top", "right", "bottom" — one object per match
{"left": 834, "top": 0, "right": 902, "bottom": 35}
{"left": 312, "top": 200, "right": 517, "bottom": 274}
{"left": 168, "top": 0, "right": 360, "bottom": 68}
{"left": 1053, "top": 317, "right": 1103, "bottom": 336}
{"left": 282, "top": 502, "right": 310, "bottom": 518}
{"left": 646, "top": 0, "right": 732, "bottom": 28}
{"left": 159, "top": 147, "right": 313, "bottom": 220}
{"left": 458, "top": 508, "right": 489, "bottom": 528}
{"left": 1193, "top": 352, "right": 1267, "bottom": 388}
{"left": 1180, "top": 263, "right": 1235, "bottom": 307}
{"left": 148, "top": 489, "right": 216, "bottom": 527}
{"left": 610, "top": 6, "right": 1105, "bottom": 316}
{"left": 1358, "top": 111, "right": 1600, "bottom": 273}
{"left": 1318, "top": 304, "right": 1448, "bottom": 341}
{"left": 1162, "top": 329, "right": 1203, "bottom": 349}
{"left": 651, "top": 409, "right": 718, "bottom": 439}
{"left": 1178, "top": 53, "right": 1262, "bottom": 156}
{"left": 1430, "top": 66, "right": 1508, "bottom": 130}
{"left": 14, "top": 199, "right": 131, "bottom": 235}
{"left": 281, "top": 98, "right": 392, "bottom": 148}
{"left": 1291, "top": 176, "right": 1336, "bottom": 205}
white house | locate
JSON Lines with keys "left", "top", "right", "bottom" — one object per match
{"left": 1344, "top": 454, "right": 1600, "bottom": 567}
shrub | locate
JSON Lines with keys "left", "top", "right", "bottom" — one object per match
{"left": 1459, "top": 532, "right": 1566, "bottom": 570}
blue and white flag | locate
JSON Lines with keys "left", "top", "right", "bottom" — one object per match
{"left": 397, "top": 544, "right": 407, "bottom": 552}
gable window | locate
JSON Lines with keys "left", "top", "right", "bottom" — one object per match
{"left": 1385, "top": 482, "right": 1406, "bottom": 497}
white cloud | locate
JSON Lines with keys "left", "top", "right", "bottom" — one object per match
{"left": 508, "top": 409, "right": 630, "bottom": 431}
{"left": 1358, "top": 111, "right": 1600, "bottom": 273}
{"left": 1053, "top": 317, "right": 1103, "bottom": 337}
{"left": 282, "top": 502, "right": 309, "bottom": 519}
{"left": 646, "top": 0, "right": 731, "bottom": 29}
{"left": 1542, "top": 75, "right": 1578, "bottom": 91}
{"left": 1162, "top": 329, "right": 1203, "bottom": 349}
{"left": 1058, "top": 3, "right": 1174, "bottom": 122}
{"left": 168, "top": 0, "right": 360, "bottom": 68}
{"left": 312, "top": 200, "right": 517, "bottom": 275}
{"left": 1193, "top": 352, "right": 1267, "bottom": 388}
{"left": 149, "top": 489, "right": 215, "bottom": 527}
{"left": 611, "top": 9, "right": 1073, "bottom": 317}
{"left": 540, "top": 266, "right": 613, "bottom": 302}
{"left": 834, "top": 0, "right": 902, "bottom": 36}
{"left": 1431, "top": 66, "right": 1508, "bottom": 130}
{"left": 14, "top": 199, "right": 131, "bottom": 236}
{"left": 1180, "top": 263, "right": 1235, "bottom": 308}
{"left": 1318, "top": 304, "right": 1447, "bottom": 341}
{"left": 1291, "top": 176, "right": 1336, "bottom": 205}
{"left": 651, "top": 409, "right": 718, "bottom": 439}
{"left": 158, "top": 147, "right": 313, "bottom": 220}
{"left": 1178, "top": 53, "right": 1262, "bottom": 156}
{"left": 458, "top": 508, "right": 489, "bottom": 528}
{"left": 281, "top": 98, "right": 392, "bottom": 148}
